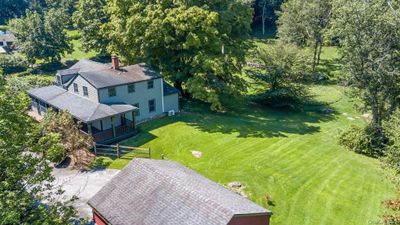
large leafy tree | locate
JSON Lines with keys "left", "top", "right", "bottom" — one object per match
{"left": 106, "top": 0, "right": 253, "bottom": 110}
{"left": 9, "top": 9, "right": 72, "bottom": 64}
{"left": 255, "top": 42, "right": 309, "bottom": 92}
{"left": 251, "top": 42, "right": 310, "bottom": 106}
{"left": 74, "top": 0, "right": 110, "bottom": 54}
{"left": 277, "top": 0, "right": 332, "bottom": 71}
{"left": 331, "top": 0, "right": 400, "bottom": 137}
{"left": 0, "top": 75, "right": 77, "bottom": 224}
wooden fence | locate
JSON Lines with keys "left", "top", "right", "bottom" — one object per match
{"left": 93, "top": 143, "right": 151, "bottom": 159}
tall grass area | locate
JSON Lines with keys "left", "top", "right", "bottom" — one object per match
{"left": 104, "top": 45, "right": 396, "bottom": 224}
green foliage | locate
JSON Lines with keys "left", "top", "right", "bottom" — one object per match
{"left": 40, "top": 110, "right": 93, "bottom": 167}
{"left": 8, "top": 9, "right": 72, "bottom": 64}
{"left": 88, "top": 157, "right": 112, "bottom": 169}
{"left": 106, "top": 0, "right": 253, "bottom": 110}
{"left": 37, "top": 133, "right": 66, "bottom": 163}
{"left": 338, "top": 124, "right": 386, "bottom": 157}
{"left": 0, "top": 0, "right": 29, "bottom": 24}
{"left": 6, "top": 75, "right": 53, "bottom": 95}
{"left": 0, "top": 74, "right": 76, "bottom": 224}
{"left": 277, "top": 0, "right": 332, "bottom": 71}
{"left": 73, "top": 0, "right": 109, "bottom": 54}
{"left": 251, "top": 42, "right": 310, "bottom": 107}
{"left": 277, "top": 0, "right": 308, "bottom": 46}
{"left": 383, "top": 110, "right": 400, "bottom": 174}
{"left": 46, "top": 0, "right": 77, "bottom": 16}
{"left": 330, "top": 0, "right": 400, "bottom": 135}
{"left": 0, "top": 54, "right": 29, "bottom": 75}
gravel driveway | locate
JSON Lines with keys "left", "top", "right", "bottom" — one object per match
{"left": 52, "top": 168, "right": 120, "bottom": 219}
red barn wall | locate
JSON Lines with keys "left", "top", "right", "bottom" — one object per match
{"left": 228, "top": 215, "right": 271, "bottom": 225}
{"left": 93, "top": 210, "right": 108, "bottom": 225}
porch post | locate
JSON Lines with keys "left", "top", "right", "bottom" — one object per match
{"left": 131, "top": 111, "right": 136, "bottom": 129}
{"left": 111, "top": 116, "right": 116, "bottom": 137}
{"left": 87, "top": 122, "right": 92, "bottom": 135}
{"left": 36, "top": 99, "right": 40, "bottom": 115}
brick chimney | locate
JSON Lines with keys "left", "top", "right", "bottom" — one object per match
{"left": 111, "top": 55, "right": 120, "bottom": 70}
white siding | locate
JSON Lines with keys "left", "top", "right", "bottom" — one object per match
{"left": 164, "top": 93, "right": 179, "bottom": 113}
{"left": 98, "top": 78, "right": 164, "bottom": 122}
{"left": 67, "top": 75, "right": 99, "bottom": 102}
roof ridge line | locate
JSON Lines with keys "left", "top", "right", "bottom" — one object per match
{"left": 138, "top": 160, "right": 238, "bottom": 219}
{"left": 87, "top": 103, "right": 102, "bottom": 121}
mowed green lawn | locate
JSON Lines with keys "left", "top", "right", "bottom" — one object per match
{"left": 95, "top": 44, "right": 395, "bottom": 224}
{"left": 63, "top": 30, "right": 97, "bottom": 61}
{"left": 106, "top": 84, "right": 395, "bottom": 225}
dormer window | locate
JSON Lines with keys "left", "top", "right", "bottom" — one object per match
{"left": 128, "top": 84, "right": 135, "bottom": 93}
{"left": 147, "top": 80, "right": 154, "bottom": 89}
{"left": 73, "top": 83, "right": 79, "bottom": 93}
{"left": 108, "top": 87, "right": 116, "bottom": 97}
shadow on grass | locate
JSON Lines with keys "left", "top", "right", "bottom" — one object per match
{"left": 123, "top": 95, "right": 339, "bottom": 145}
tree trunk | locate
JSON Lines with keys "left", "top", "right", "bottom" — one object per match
{"left": 370, "top": 93, "right": 382, "bottom": 135}
{"left": 317, "top": 43, "right": 323, "bottom": 65}
{"left": 262, "top": 6, "right": 266, "bottom": 36}
{"left": 174, "top": 80, "right": 189, "bottom": 98}
{"left": 312, "top": 42, "right": 318, "bottom": 72}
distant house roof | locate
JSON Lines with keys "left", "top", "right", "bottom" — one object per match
{"left": 58, "top": 59, "right": 161, "bottom": 89}
{"left": 0, "top": 32, "right": 15, "bottom": 42}
{"left": 88, "top": 159, "right": 271, "bottom": 225}
{"left": 27, "top": 85, "right": 137, "bottom": 122}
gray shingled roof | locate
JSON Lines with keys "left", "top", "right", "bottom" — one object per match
{"left": 27, "top": 85, "right": 136, "bottom": 122}
{"left": 57, "top": 68, "right": 80, "bottom": 76}
{"left": 163, "top": 81, "right": 179, "bottom": 96}
{"left": 88, "top": 159, "right": 271, "bottom": 225}
{"left": 63, "top": 59, "right": 161, "bottom": 89}
{"left": 70, "top": 59, "right": 110, "bottom": 72}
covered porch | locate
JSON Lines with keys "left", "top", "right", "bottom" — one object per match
{"left": 27, "top": 85, "right": 138, "bottom": 144}
{"left": 81, "top": 112, "right": 137, "bottom": 144}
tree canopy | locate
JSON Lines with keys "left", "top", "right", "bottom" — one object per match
{"left": 330, "top": 0, "right": 400, "bottom": 136}
{"left": 0, "top": 75, "right": 77, "bottom": 224}
{"left": 0, "top": 0, "right": 29, "bottom": 24}
{"left": 277, "top": 0, "right": 332, "bottom": 71}
{"left": 250, "top": 42, "right": 310, "bottom": 107}
{"left": 73, "top": 0, "right": 110, "bottom": 54}
{"left": 9, "top": 9, "right": 72, "bottom": 64}
{"left": 106, "top": 0, "right": 253, "bottom": 110}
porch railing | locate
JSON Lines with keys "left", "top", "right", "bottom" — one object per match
{"left": 85, "top": 119, "right": 136, "bottom": 143}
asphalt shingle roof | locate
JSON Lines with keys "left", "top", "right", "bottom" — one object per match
{"left": 28, "top": 85, "right": 136, "bottom": 122}
{"left": 163, "top": 81, "right": 179, "bottom": 96}
{"left": 60, "top": 59, "right": 161, "bottom": 89}
{"left": 88, "top": 159, "right": 271, "bottom": 225}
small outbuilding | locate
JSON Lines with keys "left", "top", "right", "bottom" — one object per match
{"left": 88, "top": 159, "right": 272, "bottom": 225}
